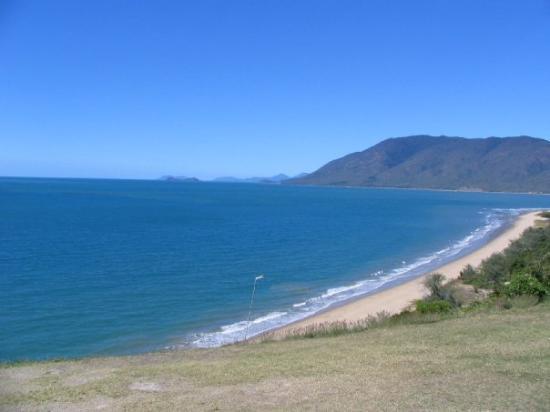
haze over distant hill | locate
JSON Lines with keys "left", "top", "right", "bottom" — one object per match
{"left": 160, "top": 175, "right": 201, "bottom": 182}
{"left": 286, "top": 136, "right": 550, "bottom": 193}
{"left": 159, "top": 173, "right": 309, "bottom": 184}
{"left": 213, "top": 173, "right": 308, "bottom": 184}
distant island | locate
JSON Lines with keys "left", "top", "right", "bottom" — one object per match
{"left": 213, "top": 173, "right": 290, "bottom": 184}
{"left": 213, "top": 173, "right": 308, "bottom": 184}
{"left": 286, "top": 135, "right": 550, "bottom": 193}
{"left": 161, "top": 173, "right": 309, "bottom": 184}
{"left": 160, "top": 175, "right": 201, "bottom": 182}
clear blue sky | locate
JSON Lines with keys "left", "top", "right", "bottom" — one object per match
{"left": 1, "top": 1, "right": 550, "bottom": 179}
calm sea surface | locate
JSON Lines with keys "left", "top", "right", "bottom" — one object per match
{"left": 1, "top": 177, "right": 550, "bottom": 361}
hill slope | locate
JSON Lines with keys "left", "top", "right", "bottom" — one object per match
{"left": 287, "top": 135, "right": 550, "bottom": 193}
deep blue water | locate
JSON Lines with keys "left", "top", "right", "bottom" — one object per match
{"left": 1, "top": 177, "right": 550, "bottom": 361}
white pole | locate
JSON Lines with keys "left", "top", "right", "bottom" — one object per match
{"left": 244, "top": 275, "right": 264, "bottom": 341}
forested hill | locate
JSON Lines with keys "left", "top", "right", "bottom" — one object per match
{"left": 287, "top": 135, "right": 550, "bottom": 193}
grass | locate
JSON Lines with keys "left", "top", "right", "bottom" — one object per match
{"left": 2, "top": 300, "right": 550, "bottom": 411}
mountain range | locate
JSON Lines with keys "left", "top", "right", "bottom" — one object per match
{"left": 286, "top": 135, "right": 550, "bottom": 193}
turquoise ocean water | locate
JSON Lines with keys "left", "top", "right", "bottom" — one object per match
{"left": 1, "top": 177, "right": 550, "bottom": 361}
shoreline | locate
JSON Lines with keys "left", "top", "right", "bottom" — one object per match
{"left": 284, "top": 181, "right": 550, "bottom": 196}
{"left": 263, "top": 211, "right": 542, "bottom": 339}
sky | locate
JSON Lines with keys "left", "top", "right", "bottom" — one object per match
{"left": 1, "top": 0, "right": 550, "bottom": 179}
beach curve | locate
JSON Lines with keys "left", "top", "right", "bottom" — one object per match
{"left": 267, "top": 211, "right": 542, "bottom": 338}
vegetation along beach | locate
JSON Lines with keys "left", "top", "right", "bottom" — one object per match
{"left": 268, "top": 211, "right": 542, "bottom": 338}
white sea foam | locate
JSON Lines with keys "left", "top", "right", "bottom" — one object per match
{"left": 185, "top": 208, "right": 522, "bottom": 349}
{"left": 292, "top": 302, "right": 307, "bottom": 308}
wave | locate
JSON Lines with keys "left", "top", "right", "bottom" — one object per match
{"left": 181, "top": 208, "right": 523, "bottom": 349}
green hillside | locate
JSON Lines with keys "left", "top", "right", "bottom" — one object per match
{"left": 288, "top": 135, "right": 550, "bottom": 193}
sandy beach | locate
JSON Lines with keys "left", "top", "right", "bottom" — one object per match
{"left": 272, "top": 211, "right": 543, "bottom": 336}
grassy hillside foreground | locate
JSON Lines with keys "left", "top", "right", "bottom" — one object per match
{"left": 1, "top": 301, "right": 550, "bottom": 411}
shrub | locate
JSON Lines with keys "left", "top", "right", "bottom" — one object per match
{"left": 459, "top": 264, "right": 478, "bottom": 282}
{"left": 424, "top": 273, "right": 446, "bottom": 299}
{"left": 423, "top": 274, "right": 464, "bottom": 307}
{"left": 462, "top": 224, "right": 550, "bottom": 290}
{"left": 504, "top": 272, "right": 548, "bottom": 299}
{"left": 415, "top": 299, "right": 454, "bottom": 314}
{"left": 479, "top": 253, "right": 508, "bottom": 287}
{"left": 495, "top": 297, "right": 513, "bottom": 310}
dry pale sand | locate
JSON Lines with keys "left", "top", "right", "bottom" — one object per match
{"left": 274, "top": 211, "right": 542, "bottom": 336}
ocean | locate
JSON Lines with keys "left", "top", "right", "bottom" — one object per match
{"left": 1, "top": 177, "right": 550, "bottom": 361}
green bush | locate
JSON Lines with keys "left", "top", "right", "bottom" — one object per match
{"left": 461, "top": 224, "right": 550, "bottom": 290}
{"left": 479, "top": 253, "right": 508, "bottom": 287}
{"left": 416, "top": 299, "right": 454, "bottom": 314}
{"left": 459, "top": 264, "right": 478, "bottom": 282}
{"left": 424, "top": 273, "right": 446, "bottom": 299}
{"left": 504, "top": 272, "right": 548, "bottom": 299}
{"left": 423, "top": 273, "right": 464, "bottom": 307}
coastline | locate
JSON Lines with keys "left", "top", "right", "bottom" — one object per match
{"left": 265, "top": 211, "right": 542, "bottom": 339}
{"left": 284, "top": 181, "right": 550, "bottom": 196}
